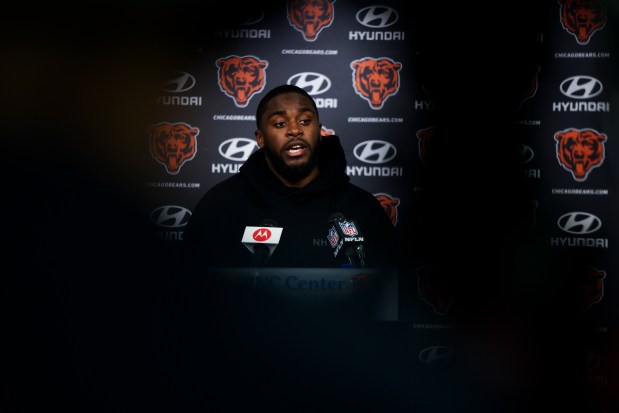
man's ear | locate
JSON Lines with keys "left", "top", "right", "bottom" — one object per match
{"left": 255, "top": 130, "right": 264, "bottom": 148}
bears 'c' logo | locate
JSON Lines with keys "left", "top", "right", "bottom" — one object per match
{"left": 559, "top": 0, "right": 607, "bottom": 45}
{"left": 374, "top": 193, "right": 400, "bottom": 226}
{"left": 149, "top": 122, "right": 199, "bottom": 175}
{"left": 287, "top": 0, "right": 335, "bottom": 42}
{"left": 351, "top": 57, "right": 402, "bottom": 110}
{"left": 554, "top": 128, "right": 606, "bottom": 181}
{"left": 216, "top": 55, "right": 268, "bottom": 108}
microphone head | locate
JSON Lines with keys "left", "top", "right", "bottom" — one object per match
{"left": 328, "top": 212, "right": 345, "bottom": 223}
{"left": 261, "top": 218, "right": 279, "bottom": 227}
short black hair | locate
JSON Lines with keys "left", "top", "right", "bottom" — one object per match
{"left": 255, "top": 84, "right": 319, "bottom": 129}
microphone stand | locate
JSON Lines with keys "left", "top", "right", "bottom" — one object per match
{"left": 344, "top": 244, "right": 367, "bottom": 268}
{"left": 251, "top": 244, "right": 271, "bottom": 267}
{"left": 354, "top": 244, "right": 367, "bottom": 268}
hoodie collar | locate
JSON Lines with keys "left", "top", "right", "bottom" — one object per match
{"left": 240, "top": 135, "right": 350, "bottom": 198}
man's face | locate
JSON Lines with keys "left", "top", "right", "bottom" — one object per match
{"left": 255, "top": 92, "right": 322, "bottom": 186}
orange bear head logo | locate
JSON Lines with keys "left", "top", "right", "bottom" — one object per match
{"left": 554, "top": 128, "right": 606, "bottom": 181}
{"left": 216, "top": 55, "right": 268, "bottom": 108}
{"left": 374, "top": 193, "right": 400, "bottom": 226}
{"left": 149, "top": 122, "right": 199, "bottom": 175}
{"left": 287, "top": 0, "right": 335, "bottom": 42}
{"left": 559, "top": 0, "right": 607, "bottom": 45}
{"left": 351, "top": 57, "right": 402, "bottom": 110}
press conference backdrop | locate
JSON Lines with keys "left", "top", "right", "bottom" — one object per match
{"left": 141, "top": 0, "right": 617, "bottom": 402}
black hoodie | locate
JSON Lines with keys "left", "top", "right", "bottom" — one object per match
{"left": 183, "top": 135, "right": 399, "bottom": 270}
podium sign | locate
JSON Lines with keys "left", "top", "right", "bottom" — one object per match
{"left": 208, "top": 267, "right": 398, "bottom": 321}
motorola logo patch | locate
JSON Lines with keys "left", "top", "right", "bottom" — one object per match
{"left": 253, "top": 228, "right": 272, "bottom": 241}
{"left": 353, "top": 140, "right": 397, "bottom": 164}
{"left": 151, "top": 206, "right": 192, "bottom": 228}
{"left": 218, "top": 138, "right": 257, "bottom": 162}
{"left": 560, "top": 75, "right": 603, "bottom": 99}
{"left": 418, "top": 346, "right": 454, "bottom": 366}
{"left": 288, "top": 72, "right": 331, "bottom": 95}
{"left": 557, "top": 212, "right": 602, "bottom": 235}
{"left": 162, "top": 71, "right": 196, "bottom": 93}
{"left": 356, "top": 6, "right": 398, "bottom": 28}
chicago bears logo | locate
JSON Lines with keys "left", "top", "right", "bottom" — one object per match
{"left": 351, "top": 57, "right": 402, "bottom": 110}
{"left": 149, "top": 122, "right": 199, "bottom": 175}
{"left": 417, "top": 264, "right": 454, "bottom": 315}
{"left": 559, "top": 0, "right": 607, "bottom": 45}
{"left": 374, "top": 193, "right": 400, "bottom": 226}
{"left": 577, "top": 266, "right": 606, "bottom": 313}
{"left": 287, "top": 0, "right": 335, "bottom": 42}
{"left": 321, "top": 125, "right": 335, "bottom": 136}
{"left": 554, "top": 128, "right": 607, "bottom": 181}
{"left": 514, "top": 64, "right": 540, "bottom": 111}
{"left": 416, "top": 127, "right": 437, "bottom": 165}
{"left": 216, "top": 55, "right": 268, "bottom": 108}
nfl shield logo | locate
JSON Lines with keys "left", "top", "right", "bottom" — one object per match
{"left": 327, "top": 226, "right": 339, "bottom": 248}
{"left": 339, "top": 220, "right": 358, "bottom": 236}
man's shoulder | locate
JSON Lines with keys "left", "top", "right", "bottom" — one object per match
{"left": 332, "top": 183, "right": 388, "bottom": 221}
{"left": 203, "top": 173, "right": 246, "bottom": 195}
{"left": 190, "top": 174, "right": 248, "bottom": 213}
{"left": 340, "top": 182, "right": 379, "bottom": 201}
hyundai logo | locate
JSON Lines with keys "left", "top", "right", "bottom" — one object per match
{"left": 557, "top": 211, "right": 602, "bottom": 235}
{"left": 162, "top": 71, "right": 196, "bottom": 93}
{"left": 287, "top": 72, "right": 331, "bottom": 95}
{"left": 520, "top": 144, "right": 534, "bottom": 163}
{"left": 418, "top": 345, "right": 454, "bottom": 366}
{"left": 584, "top": 351, "right": 601, "bottom": 371}
{"left": 356, "top": 6, "right": 398, "bottom": 28}
{"left": 559, "top": 75, "right": 603, "bottom": 99}
{"left": 151, "top": 205, "right": 192, "bottom": 228}
{"left": 353, "top": 140, "right": 397, "bottom": 164}
{"left": 219, "top": 138, "right": 257, "bottom": 162}
{"left": 238, "top": 8, "right": 265, "bottom": 26}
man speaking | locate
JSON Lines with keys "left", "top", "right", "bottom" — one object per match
{"left": 183, "top": 84, "right": 399, "bottom": 270}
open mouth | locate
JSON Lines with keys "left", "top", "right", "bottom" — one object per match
{"left": 284, "top": 141, "right": 307, "bottom": 157}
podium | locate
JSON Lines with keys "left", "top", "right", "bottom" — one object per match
{"left": 207, "top": 267, "right": 399, "bottom": 321}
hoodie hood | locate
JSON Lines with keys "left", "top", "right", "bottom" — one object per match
{"left": 240, "top": 135, "right": 350, "bottom": 200}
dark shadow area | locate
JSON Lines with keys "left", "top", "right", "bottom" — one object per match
{"left": 2, "top": 1, "right": 617, "bottom": 412}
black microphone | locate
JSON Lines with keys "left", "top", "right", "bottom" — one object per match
{"left": 241, "top": 219, "right": 283, "bottom": 267}
{"left": 327, "top": 212, "right": 367, "bottom": 268}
